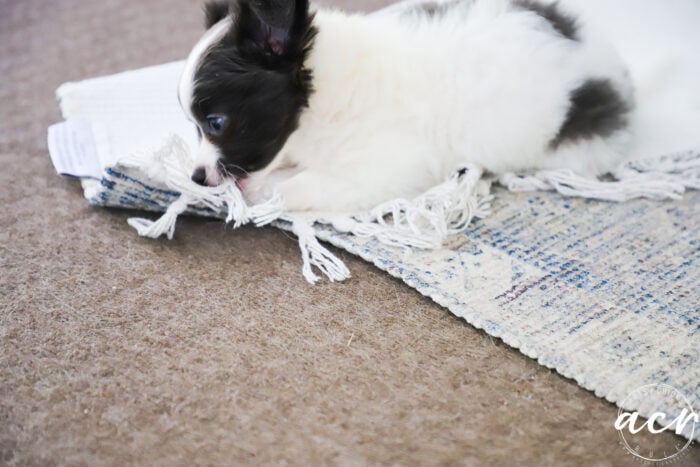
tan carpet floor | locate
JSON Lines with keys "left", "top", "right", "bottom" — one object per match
{"left": 1, "top": 0, "right": 697, "bottom": 465}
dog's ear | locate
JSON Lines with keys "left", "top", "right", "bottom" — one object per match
{"left": 234, "top": 0, "right": 312, "bottom": 57}
{"left": 204, "top": 0, "right": 231, "bottom": 29}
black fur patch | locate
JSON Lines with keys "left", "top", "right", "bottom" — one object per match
{"left": 204, "top": 0, "right": 231, "bottom": 29}
{"left": 191, "top": 0, "right": 317, "bottom": 177}
{"left": 514, "top": 0, "right": 578, "bottom": 41}
{"left": 405, "top": 0, "right": 462, "bottom": 18}
{"left": 415, "top": 2, "right": 448, "bottom": 16}
{"left": 550, "top": 79, "right": 630, "bottom": 149}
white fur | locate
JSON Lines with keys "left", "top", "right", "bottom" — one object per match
{"left": 178, "top": 17, "right": 232, "bottom": 122}
{"left": 559, "top": 0, "right": 700, "bottom": 160}
{"left": 196, "top": 137, "right": 225, "bottom": 186}
{"left": 178, "top": 18, "right": 232, "bottom": 184}
{"left": 185, "top": 0, "right": 635, "bottom": 212}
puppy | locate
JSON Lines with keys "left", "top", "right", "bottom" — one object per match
{"left": 178, "top": 0, "right": 633, "bottom": 211}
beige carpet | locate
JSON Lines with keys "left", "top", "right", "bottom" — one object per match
{"left": 1, "top": 0, "right": 697, "bottom": 465}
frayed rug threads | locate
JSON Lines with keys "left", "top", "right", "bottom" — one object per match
{"left": 119, "top": 135, "right": 493, "bottom": 284}
{"left": 501, "top": 149, "right": 700, "bottom": 202}
{"left": 119, "top": 135, "right": 699, "bottom": 284}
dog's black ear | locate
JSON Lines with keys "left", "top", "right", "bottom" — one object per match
{"left": 234, "top": 0, "right": 312, "bottom": 57}
{"left": 204, "top": 0, "right": 231, "bottom": 29}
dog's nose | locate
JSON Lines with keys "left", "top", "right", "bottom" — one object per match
{"left": 191, "top": 167, "right": 207, "bottom": 186}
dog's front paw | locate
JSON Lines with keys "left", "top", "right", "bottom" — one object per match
{"left": 271, "top": 170, "right": 359, "bottom": 212}
{"left": 276, "top": 175, "right": 318, "bottom": 212}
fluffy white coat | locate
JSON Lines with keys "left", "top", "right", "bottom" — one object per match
{"left": 246, "top": 0, "right": 632, "bottom": 211}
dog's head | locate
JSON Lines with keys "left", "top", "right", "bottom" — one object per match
{"left": 178, "top": 0, "right": 316, "bottom": 187}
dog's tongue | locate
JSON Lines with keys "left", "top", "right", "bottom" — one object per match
{"left": 235, "top": 177, "right": 249, "bottom": 191}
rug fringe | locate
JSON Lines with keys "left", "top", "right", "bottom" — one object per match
{"left": 127, "top": 194, "right": 191, "bottom": 240}
{"left": 617, "top": 149, "right": 700, "bottom": 190}
{"left": 120, "top": 135, "right": 699, "bottom": 283}
{"left": 291, "top": 218, "right": 352, "bottom": 284}
{"left": 123, "top": 135, "right": 284, "bottom": 238}
{"left": 501, "top": 149, "right": 700, "bottom": 202}
{"left": 327, "top": 165, "right": 492, "bottom": 250}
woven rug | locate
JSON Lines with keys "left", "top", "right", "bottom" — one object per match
{"left": 48, "top": 61, "right": 699, "bottom": 442}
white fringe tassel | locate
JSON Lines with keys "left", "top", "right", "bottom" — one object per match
{"left": 291, "top": 218, "right": 352, "bottom": 284}
{"left": 124, "top": 135, "right": 285, "bottom": 238}
{"left": 502, "top": 150, "right": 700, "bottom": 202}
{"left": 617, "top": 149, "right": 700, "bottom": 191}
{"left": 127, "top": 194, "right": 192, "bottom": 240}
{"left": 328, "top": 164, "right": 492, "bottom": 250}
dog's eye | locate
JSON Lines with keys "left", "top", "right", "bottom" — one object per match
{"left": 205, "top": 114, "right": 228, "bottom": 136}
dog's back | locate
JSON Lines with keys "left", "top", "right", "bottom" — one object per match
{"left": 267, "top": 0, "right": 633, "bottom": 210}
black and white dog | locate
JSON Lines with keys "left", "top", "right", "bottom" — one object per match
{"left": 178, "top": 0, "right": 633, "bottom": 211}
